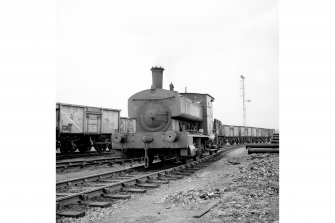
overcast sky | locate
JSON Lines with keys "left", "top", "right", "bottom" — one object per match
{"left": 57, "top": 0, "right": 278, "bottom": 129}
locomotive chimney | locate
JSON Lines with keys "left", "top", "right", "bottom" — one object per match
{"left": 151, "top": 66, "right": 164, "bottom": 89}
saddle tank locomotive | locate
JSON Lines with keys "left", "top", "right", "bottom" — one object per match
{"left": 112, "top": 67, "right": 215, "bottom": 168}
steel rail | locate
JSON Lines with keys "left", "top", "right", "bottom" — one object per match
{"left": 56, "top": 145, "right": 242, "bottom": 169}
{"left": 56, "top": 157, "right": 141, "bottom": 170}
{"left": 57, "top": 156, "right": 123, "bottom": 165}
{"left": 56, "top": 146, "right": 239, "bottom": 189}
{"left": 57, "top": 161, "right": 147, "bottom": 189}
{"left": 56, "top": 156, "right": 211, "bottom": 206}
{"left": 56, "top": 146, "right": 239, "bottom": 208}
{"left": 56, "top": 151, "right": 115, "bottom": 160}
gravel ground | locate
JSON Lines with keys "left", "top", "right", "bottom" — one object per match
{"left": 57, "top": 147, "right": 279, "bottom": 223}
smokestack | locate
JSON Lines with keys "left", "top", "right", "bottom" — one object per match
{"left": 151, "top": 66, "right": 164, "bottom": 89}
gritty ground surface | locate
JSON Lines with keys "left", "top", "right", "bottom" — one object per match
{"left": 57, "top": 147, "right": 279, "bottom": 223}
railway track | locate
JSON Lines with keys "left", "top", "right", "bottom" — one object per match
{"left": 56, "top": 144, "right": 248, "bottom": 170}
{"left": 56, "top": 156, "right": 141, "bottom": 170}
{"left": 56, "top": 146, "right": 241, "bottom": 218}
{"left": 56, "top": 151, "right": 116, "bottom": 161}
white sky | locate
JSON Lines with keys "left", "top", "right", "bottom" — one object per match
{"left": 57, "top": 0, "right": 278, "bottom": 129}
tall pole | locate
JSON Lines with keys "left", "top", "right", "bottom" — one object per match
{"left": 240, "top": 75, "right": 246, "bottom": 127}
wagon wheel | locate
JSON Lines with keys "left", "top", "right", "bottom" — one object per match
{"left": 102, "top": 142, "right": 109, "bottom": 152}
{"left": 61, "top": 140, "right": 77, "bottom": 154}
{"left": 107, "top": 144, "right": 112, "bottom": 151}
{"left": 95, "top": 144, "right": 107, "bottom": 153}
{"left": 59, "top": 143, "right": 68, "bottom": 154}
{"left": 94, "top": 144, "right": 103, "bottom": 153}
{"left": 78, "top": 144, "right": 91, "bottom": 154}
{"left": 100, "top": 145, "right": 107, "bottom": 152}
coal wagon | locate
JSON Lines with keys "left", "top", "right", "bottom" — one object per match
{"left": 213, "top": 122, "right": 274, "bottom": 145}
{"left": 56, "top": 103, "right": 120, "bottom": 154}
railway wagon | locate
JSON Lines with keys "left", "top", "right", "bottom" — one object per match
{"left": 213, "top": 119, "right": 222, "bottom": 144}
{"left": 216, "top": 123, "right": 273, "bottom": 144}
{"left": 251, "top": 127, "right": 257, "bottom": 137}
{"left": 229, "top": 126, "right": 234, "bottom": 136}
{"left": 246, "top": 127, "right": 251, "bottom": 137}
{"left": 213, "top": 119, "right": 221, "bottom": 135}
{"left": 56, "top": 103, "right": 120, "bottom": 154}
{"left": 240, "top": 126, "right": 245, "bottom": 137}
{"left": 262, "top": 129, "right": 267, "bottom": 137}
{"left": 126, "top": 118, "right": 136, "bottom": 133}
{"left": 263, "top": 128, "right": 270, "bottom": 137}
{"left": 233, "top": 126, "right": 239, "bottom": 137}
{"left": 266, "top": 129, "right": 270, "bottom": 137}
{"left": 223, "top": 125, "right": 230, "bottom": 137}
{"left": 217, "top": 124, "right": 240, "bottom": 145}
{"left": 112, "top": 67, "right": 215, "bottom": 168}
{"left": 120, "top": 117, "right": 136, "bottom": 133}
{"left": 120, "top": 117, "right": 127, "bottom": 134}
{"left": 259, "top": 128, "right": 265, "bottom": 137}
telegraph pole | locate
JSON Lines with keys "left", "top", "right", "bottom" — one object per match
{"left": 240, "top": 75, "right": 246, "bottom": 127}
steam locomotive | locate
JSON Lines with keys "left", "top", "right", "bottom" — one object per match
{"left": 112, "top": 67, "right": 215, "bottom": 168}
